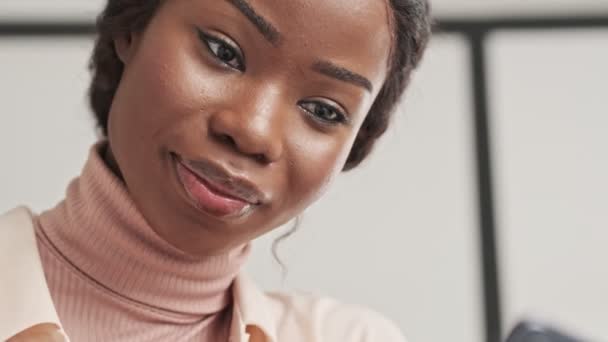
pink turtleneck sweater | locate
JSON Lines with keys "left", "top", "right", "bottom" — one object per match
{"left": 34, "top": 143, "right": 250, "bottom": 341}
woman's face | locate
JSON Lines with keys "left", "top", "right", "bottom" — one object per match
{"left": 108, "top": 0, "right": 392, "bottom": 256}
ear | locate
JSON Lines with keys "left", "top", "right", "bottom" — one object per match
{"left": 114, "top": 32, "right": 141, "bottom": 65}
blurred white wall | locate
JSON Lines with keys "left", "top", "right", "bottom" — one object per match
{"left": 3, "top": 0, "right": 608, "bottom": 20}
{"left": 0, "top": 37, "right": 96, "bottom": 211}
{"left": 489, "top": 30, "right": 608, "bottom": 340}
{"left": 432, "top": 0, "right": 608, "bottom": 18}
{"left": 1, "top": 1, "right": 607, "bottom": 342}
{"left": 0, "top": 1, "right": 104, "bottom": 21}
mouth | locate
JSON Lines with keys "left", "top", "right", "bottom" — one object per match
{"left": 171, "top": 153, "right": 264, "bottom": 218}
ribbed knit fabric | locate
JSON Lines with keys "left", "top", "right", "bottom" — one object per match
{"left": 34, "top": 142, "right": 251, "bottom": 341}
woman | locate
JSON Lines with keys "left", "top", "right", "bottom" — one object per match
{"left": 1, "top": 0, "right": 430, "bottom": 341}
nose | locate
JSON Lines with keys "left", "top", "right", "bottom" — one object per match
{"left": 208, "top": 89, "right": 285, "bottom": 164}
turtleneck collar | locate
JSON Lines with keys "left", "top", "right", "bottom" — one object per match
{"left": 37, "top": 141, "right": 250, "bottom": 317}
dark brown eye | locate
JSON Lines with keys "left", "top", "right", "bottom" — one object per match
{"left": 315, "top": 105, "right": 337, "bottom": 121}
{"left": 198, "top": 30, "right": 245, "bottom": 71}
{"left": 216, "top": 44, "right": 236, "bottom": 62}
{"left": 299, "top": 101, "right": 348, "bottom": 125}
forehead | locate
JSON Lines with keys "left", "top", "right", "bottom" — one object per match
{"left": 213, "top": 0, "right": 393, "bottom": 88}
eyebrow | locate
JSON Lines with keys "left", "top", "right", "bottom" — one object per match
{"left": 226, "top": 0, "right": 373, "bottom": 93}
{"left": 312, "top": 60, "right": 373, "bottom": 92}
{"left": 226, "top": 0, "right": 281, "bottom": 46}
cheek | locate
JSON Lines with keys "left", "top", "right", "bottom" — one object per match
{"left": 286, "top": 129, "right": 355, "bottom": 210}
{"left": 112, "top": 32, "right": 219, "bottom": 143}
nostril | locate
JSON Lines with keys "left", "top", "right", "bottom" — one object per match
{"left": 218, "top": 134, "right": 236, "bottom": 147}
{"left": 253, "top": 153, "right": 268, "bottom": 164}
{"left": 216, "top": 133, "right": 267, "bottom": 163}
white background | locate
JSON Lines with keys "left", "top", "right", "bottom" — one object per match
{"left": 2, "top": 0, "right": 608, "bottom": 20}
{"left": 1, "top": 1, "right": 607, "bottom": 342}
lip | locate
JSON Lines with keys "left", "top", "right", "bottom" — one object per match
{"left": 171, "top": 153, "right": 266, "bottom": 217}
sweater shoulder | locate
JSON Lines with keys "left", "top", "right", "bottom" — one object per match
{"left": 0, "top": 206, "right": 62, "bottom": 341}
{"left": 0, "top": 206, "right": 33, "bottom": 229}
{"left": 262, "top": 290, "right": 407, "bottom": 342}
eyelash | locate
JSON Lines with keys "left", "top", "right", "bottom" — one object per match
{"left": 197, "top": 29, "right": 245, "bottom": 71}
{"left": 197, "top": 29, "right": 349, "bottom": 126}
